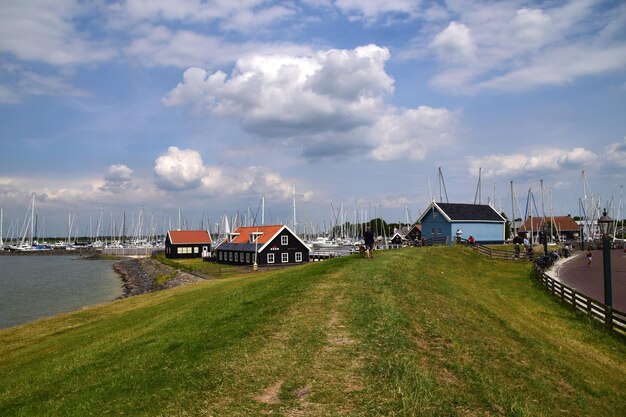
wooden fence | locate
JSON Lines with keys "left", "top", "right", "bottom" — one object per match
{"left": 534, "top": 271, "right": 626, "bottom": 336}
{"left": 470, "top": 243, "right": 533, "bottom": 260}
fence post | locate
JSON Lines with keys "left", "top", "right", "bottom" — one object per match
{"left": 606, "top": 306, "right": 613, "bottom": 329}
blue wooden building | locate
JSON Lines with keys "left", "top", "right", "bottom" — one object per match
{"left": 417, "top": 202, "right": 506, "bottom": 244}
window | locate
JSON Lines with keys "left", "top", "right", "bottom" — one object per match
{"left": 433, "top": 211, "right": 438, "bottom": 219}
{"left": 267, "top": 253, "right": 275, "bottom": 264}
{"left": 295, "top": 252, "right": 302, "bottom": 262}
{"left": 438, "top": 228, "right": 442, "bottom": 234}
{"left": 194, "top": 247, "right": 199, "bottom": 254}
{"left": 431, "top": 228, "right": 436, "bottom": 234}
{"left": 235, "top": 252, "right": 239, "bottom": 262}
{"left": 229, "top": 252, "right": 233, "bottom": 261}
{"left": 281, "top": 235, "right": 288, "bottom": 245}
{"left": 281, "top": 253, "right": 289, "bottom": 263}
{"left": 245, "top": 253, "right": 250, "bottom": 263}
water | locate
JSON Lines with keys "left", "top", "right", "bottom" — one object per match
{"left": 0, "top": 256, "right": 123, "bottom": 329}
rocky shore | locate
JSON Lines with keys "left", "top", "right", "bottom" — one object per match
{"left": 113, "top": 257, "right": 206, "bottom": 297}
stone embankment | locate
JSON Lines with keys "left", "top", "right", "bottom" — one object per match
{"left": 113, "top": 257, "right": 205, "bottom": 297}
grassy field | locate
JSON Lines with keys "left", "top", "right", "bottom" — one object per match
{"left": 1, "top": 247, "right": 625, "bottom": 416}
{"left": 153, "top": 252, "right": 241, "bottom": 278}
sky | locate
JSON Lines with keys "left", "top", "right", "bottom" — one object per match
{"left": 0, "top": 0, "right": 625, "bottom": 238}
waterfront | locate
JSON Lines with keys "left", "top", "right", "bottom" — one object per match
{"left": 0, "top": 256, "right": 122, "bottom": 329}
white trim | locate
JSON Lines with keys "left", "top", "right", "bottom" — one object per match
{"left": 281, "top": 252, "right": 289, "bottom": 263}
{"left": 267, "top": 253, "right": 275, "bottom": 264}
{"left": 295, "top": 252, "right": 302, "bottom": 262}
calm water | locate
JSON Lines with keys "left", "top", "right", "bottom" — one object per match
{"left": 0, "top": 256, "right": 123, "bottom": 329}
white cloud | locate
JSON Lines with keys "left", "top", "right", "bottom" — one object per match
{"left": 124, "top": 24, "right": 312, "bottom": 68}
{"left": 334, "top": 0, "right": 419, "bottom": 20}
{"left": 163, "top": 45, "right": 393, "bottom": 136}
{"left": 425, "top": 1, "right": 626, "bottom": 92}
{"left": 430, "top": 22, "right": 476, "bottom": 63}
{"left": 201, "top": 166, "right": 314, "bottom": 201}
{"left": 164, "top": 45, "right": 454, "bottom": 161}
{"left": 0, "top": 0, "right": 115, "bottom": 66}
{"left": 467, "top": 147, "right": 597, "bottom": 178}
{"left": 606, "top": 137, "right": 626, "bottom": 168}
{"left": 154, "top": 147, "right": 207, "bottom": 190}
{"left": 101, "top": 164, "right": 134, "bottom": 193}
{"left": 109, "top": 0, "right": 293, "bottom": 33}
{"left": 369, "top": 106, "right": 455, "bottom": 161}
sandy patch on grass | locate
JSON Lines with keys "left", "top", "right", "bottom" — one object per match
{"left": 254, "top": 380, "right": 283, "bottom": 404}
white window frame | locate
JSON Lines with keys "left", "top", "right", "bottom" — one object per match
{"left": 245, "top": 253, "right": 250, "bottom": 263}
{"left": 267, "top": 253, "right": 275, "bottom": 264}
{"left": 295, "top": 252, "right": 302, "bottom": 262}
{"left": 235, "top": 252, "right": 239, "bottom": 262}
{"left": 281, "top": 235, "right": 288, "bottom": 245}
{"left": 194, "top": 247, "right": 199, "bottom": 254}
{"left": 281, "top": 253, "right": 289, "bottom": 263}
{"left": 229, "top": 252, "right": 233, "bottom": 262}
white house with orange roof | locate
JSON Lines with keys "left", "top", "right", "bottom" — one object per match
{"left": 215, "top": 224, "right": 310, "bottom": 266}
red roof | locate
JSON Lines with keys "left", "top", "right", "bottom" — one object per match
{"left": 519, "top": 216, "right": 580, "bottom": 232}
{"left": 168, "top": 230, "right": 212, "bottom": 244}
{"left": 229, "top": 225, "right": 284, "bottom": 244}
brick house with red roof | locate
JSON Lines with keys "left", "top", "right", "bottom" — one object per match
{"left": 215, "top": 225, "right": 310, "bottom": 266}
{"left": 519, "top": 215, "right": 581, "bottom": 241}
{"left": 165, "top": 230, "right": 212, "bottom": 259}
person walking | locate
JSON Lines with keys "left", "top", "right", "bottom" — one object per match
{"left": 587, "top": 247, "right": 592, "bottom": 267}
{"left": 363, "top": 227, "right": 375, "bottom": 259}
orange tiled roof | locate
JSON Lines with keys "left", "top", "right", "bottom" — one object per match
{"left": 229, "top": 225, "right": 284, "bottom": 244}
{"left": 168, "top": 230, "right": 212, "bottom": 244}
{"left": 519, "top": 216, "right": 580, "bottom": 232}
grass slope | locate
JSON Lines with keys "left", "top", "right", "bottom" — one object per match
{"left": 1, "top": 247, "right": 625, "bottom": 416}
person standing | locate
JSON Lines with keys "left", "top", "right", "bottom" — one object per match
{"left": 363, "top": 227, "right": 375, "bottom": 259}
{"left": 587, "top": 247, "right": 592, "bottom": 267}
{"left": 456, "top": 228, "right": 463, "bottom": 244}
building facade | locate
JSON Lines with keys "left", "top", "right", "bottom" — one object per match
{"left": 165, "top": 230, "right": 212, "bottom": 259}
{"left": 215, "top": 225, "right": 310, "bottom": 266}
{"left": 418, "top": 202, "right": 506, "bottom": 244}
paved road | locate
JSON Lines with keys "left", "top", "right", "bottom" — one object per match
{"left": 557, "top": 249, "right": 626, "bottom": 312}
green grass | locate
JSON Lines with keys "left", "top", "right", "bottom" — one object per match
{"left": 153, "top": 252, "right": 240, "bottom": 278}
{"left": 1, "top": 247, "right": 625, "bottom": 416}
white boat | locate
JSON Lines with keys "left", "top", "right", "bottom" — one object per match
{"left": 309, "top": 236, "right": 341, "bottom": 249}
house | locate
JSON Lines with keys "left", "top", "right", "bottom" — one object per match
{"left": 417, "top": 202, "right": 506, "bottom": 244}
{"left": 519, "top": 215, "right": 581, "bottom": 242}
{"left": 389, "top": 231, "right": 408, "bottom": 245}
{"left": 215, "top": 224, "right": 310, "bottom": 266}
{"left": 406, "top": 224, "right": 422, "bottom": 242}
{"left": 165, "top": 230, "right": 212, "bottom": 259}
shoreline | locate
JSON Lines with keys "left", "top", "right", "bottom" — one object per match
{"left": 112, "top": 257, "right": 207, "bottom": 298}
{"left": 0, "top": 249, "right": 207, "bottom": 298}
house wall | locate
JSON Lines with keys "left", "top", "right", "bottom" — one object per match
{"left": 420, "top": 209, "right": 505, "bottom": 243}
{"left": 165, "top": 243, "right": 210, "bottom": 259}
{"left": 421, "top": 209, "right": 452, "bottom": 239}
{"left": 451, "top": 222, "right": 504, "bottom": 243}
{"left": 216, "top": 229, "right": 310, "bottom": 265}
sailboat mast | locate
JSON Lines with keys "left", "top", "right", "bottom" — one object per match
{"left": 292, "top": 184, "right": 297, "bottom": 234}
{"left": 474, "top": 167, "right": 482, "bottom": 204}
{"left": 261, "top": 195, "right": 265, "bottom": 226}
{"left": 510, "top": 181, "right": 515, "bottom": 239}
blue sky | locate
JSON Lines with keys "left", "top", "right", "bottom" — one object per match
{"left": 1, "top": 0, "right": 625, "bottom": 237}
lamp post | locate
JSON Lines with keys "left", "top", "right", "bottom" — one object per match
{"left": 598, "top": 209, "right": 614, "bottom": 327}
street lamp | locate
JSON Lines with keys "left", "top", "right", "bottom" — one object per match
{"left": 598, "top": 209, "right": 614, "bottom": 326}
